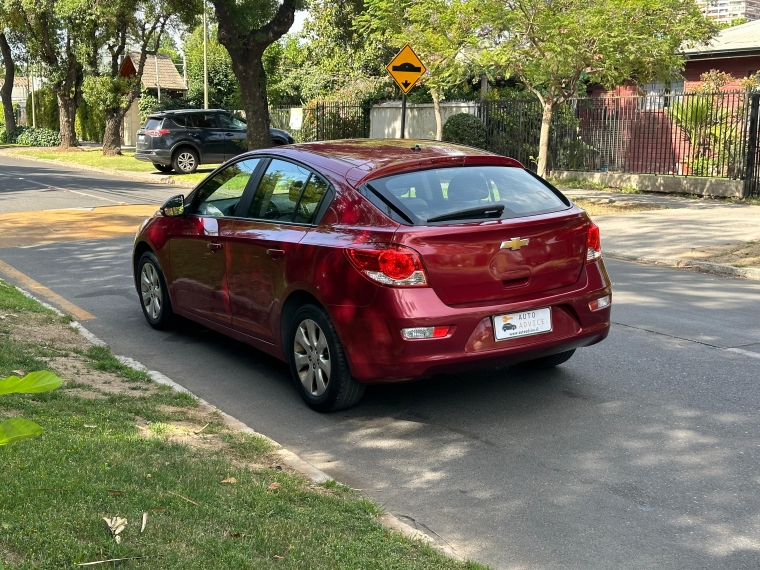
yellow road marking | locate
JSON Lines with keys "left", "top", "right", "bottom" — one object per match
{"left": 0, "top": 204, "right": 158, "bottom": 247}
{"left": 0, "top": 258, "right": 96, "bottom": 321}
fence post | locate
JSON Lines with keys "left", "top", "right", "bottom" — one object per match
{"left": 744, "top": 93, "right": 760, "bottom": 199}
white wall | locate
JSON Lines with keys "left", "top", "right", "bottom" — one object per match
{"left": 370, "top": 101, "right": 481, "bottom": 140}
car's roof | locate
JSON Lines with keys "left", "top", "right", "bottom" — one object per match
{"left": 255, "top": 139, "right": 521, "bottom": 185}
{"left": 149, "top": 109, "right": 228, "bottom": 117}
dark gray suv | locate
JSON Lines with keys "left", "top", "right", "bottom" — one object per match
{"left": 134, "top": 109, "right": 295, "bottom": 174}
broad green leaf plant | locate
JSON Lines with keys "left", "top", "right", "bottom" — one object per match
{"left": 0, "top": 370, "right": 62, "bottom": 446}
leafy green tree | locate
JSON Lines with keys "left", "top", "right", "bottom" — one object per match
{"left": 209, "top": 0, "right": 303, "bottom": 149}
{"left": 83, "top": 0, "right": 198, "bottom": 155}
{"left": 4, "top": 0, "right": 104, "bottom": 148}
{"left": 483, "top": 0, "right": 714, "bottom": 177}
{"left": 358, "top": 0, "right": 482, "bottom": 140}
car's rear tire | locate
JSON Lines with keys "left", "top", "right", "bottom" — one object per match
{"left": 288, "top": 304, "right": 365, "bottom": 412}
{"left": 172, "top": 148, "right": 199, "bottom": 174}
{"left": 520, "top": 349, "right": 575, "bottom": 369}
{"left": 153, "top": 163, "right": 173, "bottom": 173}
{"left": 137, "top": 252, "right": 174, "bottom": 330}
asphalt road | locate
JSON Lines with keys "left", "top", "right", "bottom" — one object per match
{"left": 0, "top": 154, "right": 181, "bottom": 212}
{"left": 2, "top": 158, "right": 760, "bottom": 569}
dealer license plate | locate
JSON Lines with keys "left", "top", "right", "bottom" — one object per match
{"left": 493, "top": 307, "right": 552, "bottom": 341}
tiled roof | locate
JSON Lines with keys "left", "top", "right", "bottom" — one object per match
{"left": 683, "top": 19, "right": 760, "bottom": 56}
{"left": 128, "top": 53, "right": 187, "bottom": 91}
{"left": 0, "top": 76, "right": 34, "bottom": 88}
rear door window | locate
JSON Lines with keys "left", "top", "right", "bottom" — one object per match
{"left": 163, "top": 115, "right": 186, "bottom": 128}
{"left": 247, "top": 159, "right": 311, "bottom": 222}
{"left": 363, "top": 166, "right": 569, "bottom": 225}
{"left": 187, "top": 113, "right": 219, "bottom": 129}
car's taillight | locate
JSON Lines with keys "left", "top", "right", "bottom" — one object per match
{"left": 145, "top": 129, "right": 170, "bottom": 136}
{"left": 345, "top": 245, "right": 428, "bottom": 287}
{"left": 401, "top": 326, "right": 451, "bottom": 339}
{"left": 586, "top": 222, "right": 601, "bottom": 262}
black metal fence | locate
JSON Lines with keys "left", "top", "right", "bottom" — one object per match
{"left": 480, "top": 91, "right": 760, "bottom": 197}
{"left": 270, "top": 102, "right": 371, "bottom": 143}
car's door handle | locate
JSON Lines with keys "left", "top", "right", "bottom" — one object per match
{"left": 225, "top": 132, "right": 234, "bottom": 137}
{"left": 207, "top": 242, "right": 223, "bottom": 252}
{"left": 267, "top": 248, "right": 285, "bottom": 260}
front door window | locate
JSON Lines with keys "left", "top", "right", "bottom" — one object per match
{"left": 192, "top": 158, "right": 261, "bottom": 217}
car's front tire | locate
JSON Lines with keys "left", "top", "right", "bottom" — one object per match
{"left": 137, "top": 252, "right": 174, "bottom": 330}
{"left": 172, "top": 148, "right": 199, "bottom": 174}
{"left": 520, "top": 349, "right": 575, "bottom": 369}
{"left": 288, "top": 304, "right": 365, "bottom": 412}
{"left": 153, "top": 163, "right": 173, "bottom": 173}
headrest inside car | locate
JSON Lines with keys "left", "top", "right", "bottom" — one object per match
{"left": 446, "top": 173, "right": 491, "bottom": 202}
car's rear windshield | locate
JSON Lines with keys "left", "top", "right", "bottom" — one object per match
{"left": 362, "top": 166, "right": 570, "bottom": 225}
{"left": 143, "top": 117, "right": 162, "bottom": 130}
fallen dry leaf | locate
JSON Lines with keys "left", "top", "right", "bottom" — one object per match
{"left": 267, "top": 482, "right": 281, "bottom": 491}
{"left": 221, "top": 477, "right": 237, "bottom": 484}
{"left": 273, "top": 555, "right": 284, "bottom": 561}
{"left": 103, "top": 516, "right": 128, "bottom": 543}
{"left": 230, "top": 532, "right": 245, "bottom": 539}
{"left": 141, "top": 512, "right": 147, "bottom": 533}
{"left": 84, "top": 424, "right": 97, "bottom": 429}
{"left": 107, "top": 490, "right": 123, "bottom": 496}
{"left": 12, "top": 370, "right": 24, "bottom": 376}
{"left": 194, "top": 423, "right": 210, "bottom": 434}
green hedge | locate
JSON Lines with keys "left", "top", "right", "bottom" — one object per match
{"left": 24, "top": 87, "right": 59, "bottom": 131}
{"left": 2, "top": 125, "right": 60, "bottom": 146}
{"left": 0, "top": 102, "right": 21, "bottom": 125}
{"left": 75, "top": 99, "right": 105, "bottom": 142}
{"left": 442, "top": 113, "right": 487, "bottom": 149}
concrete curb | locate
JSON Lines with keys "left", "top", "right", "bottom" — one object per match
{"left": 605, "top": 251, "right": 760, "bottom": 281}
{"left": 0, "top": 150, "right": 196, "bottom": 189}
{"left": 8, "top": 283, "right": 461, "bottom": 561}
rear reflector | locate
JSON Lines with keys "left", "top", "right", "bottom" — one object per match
{"left": 402, "top": 326, "right": 451, "bottom": 339}
{"left": 589, "top": 295, "right": 610, "bottom": 311}
{"left": 586, "top": 222, "right": 602, "bottom": 262}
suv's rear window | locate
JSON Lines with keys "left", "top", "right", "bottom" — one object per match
{"left": 143, "top": 118, "right": 162, "bottom": 130}
{"left": 363, "top": 166, "right": 569, "bottom": 225}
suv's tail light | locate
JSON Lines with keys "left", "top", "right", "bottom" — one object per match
{"left": 145, "top": 129, "right": 170, "bottom": 136}
{"left": 345, "top": 245, "right": 428, "bottom": 287}
{"left": 586, "top": 222, "right": 601, "bottom": 262}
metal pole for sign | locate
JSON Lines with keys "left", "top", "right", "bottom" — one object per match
{"left": 401, "top": 93, "right": 406, "bottom": 139}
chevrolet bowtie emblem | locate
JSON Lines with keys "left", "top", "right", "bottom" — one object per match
{"left": 500, "top": 237, "right": 530, "bottom": 251}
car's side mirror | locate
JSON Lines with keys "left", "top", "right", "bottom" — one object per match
{"left": 161, "top": 195, "right": 185, "bottom": 217}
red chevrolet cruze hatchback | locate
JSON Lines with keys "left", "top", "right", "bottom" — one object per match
{"left": 133, "top": 140, "right": 611, "bottom": 411}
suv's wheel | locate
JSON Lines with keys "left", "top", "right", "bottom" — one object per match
{"left": 137, "top": 251, "right": 174, "bottom": 329}
{"left": 288, "top": 304, "right": 365, "bottom": 412}
{"left": 520, "top": 349, "right": 575, "bottom": 369}
{"left": 172, "top": 148, "right": 199, "bottom": 174}
{"left": 153, "top": 163, "right": 173, "bottom": 173}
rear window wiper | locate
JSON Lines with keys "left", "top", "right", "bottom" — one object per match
{"left": 427, "top": 204, "right": 505, "bottom": 223}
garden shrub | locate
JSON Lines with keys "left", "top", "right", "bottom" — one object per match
{"left": 24, "top": 87, "right": 59, "bottom": 131}
{"left": 15, "top": 127, "right": 61, "bottom": 147}
{"left": 442, "top": 113, "right": 487, "bottom": 149}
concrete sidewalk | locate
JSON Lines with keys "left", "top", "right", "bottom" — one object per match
{"left": 562, "top": 189, "right": 760, "bottom": 280}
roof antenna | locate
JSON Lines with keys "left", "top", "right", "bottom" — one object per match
{"left": 410, "top": 144, "right": 421, "bottom": 152}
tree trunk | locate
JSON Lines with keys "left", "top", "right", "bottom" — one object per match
{"left": 0, "top": 33, "right": 16, "bottom": 133}
{"left": 57, "top": 93, "right": 78, "bottom": 149}
{"left": 102, "top": 109, "right": 125, "bottom": 155}
{"left": 537, "top": 100, "right": 555, "bottom": 178}
{"left": 432, "top": 89, "right": 443, "bottom": 141}
{"left": 233, "top": 57, "right": 271, "bottom": 150}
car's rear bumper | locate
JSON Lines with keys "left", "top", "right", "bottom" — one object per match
{"left": 134, "top": 149, "right": 172, "bottom": 165}
{"left": 329, "top": 260, "right": 612, "bottom": 383}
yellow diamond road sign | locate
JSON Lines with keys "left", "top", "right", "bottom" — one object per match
{"left": 387, "top": 45, "right": 426, "bottom": 94}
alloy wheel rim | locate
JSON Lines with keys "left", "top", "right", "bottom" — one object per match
{"left": 294, "top": 319, "right": 331, "bottom": 397}
{"left": 177, "top": 152, "right": 195, "bottom": 172}
{"left": 140, "top": 263, "right": 162, "bottom": 320}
